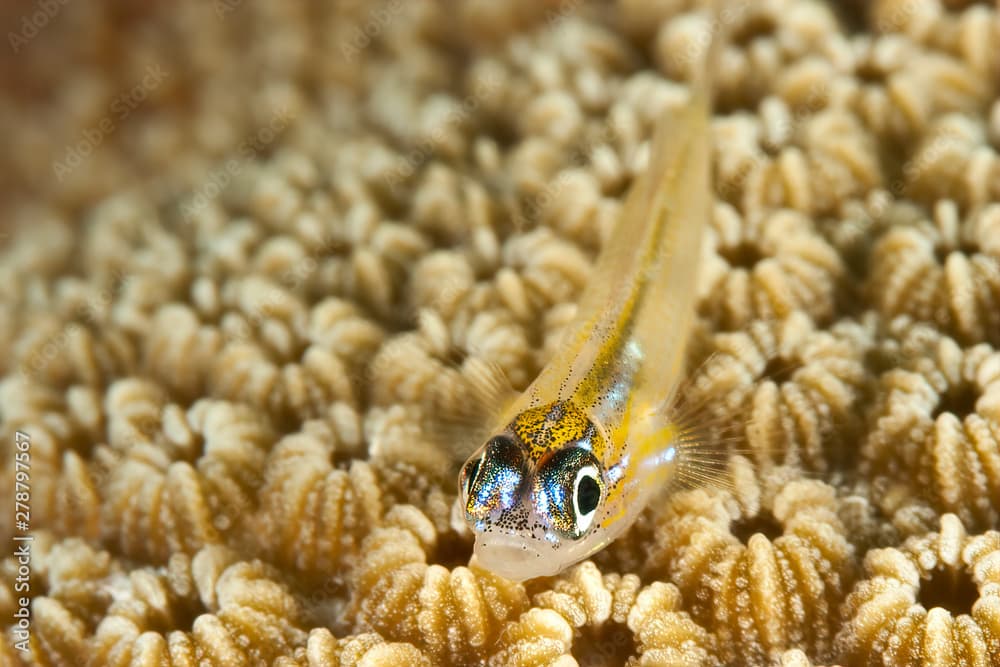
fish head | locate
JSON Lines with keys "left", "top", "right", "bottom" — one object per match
{"left": 458, "top": 401, "right": 609, "bottom": 580}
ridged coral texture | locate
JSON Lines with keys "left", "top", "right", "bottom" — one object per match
{"left": 1, "top": 0, "right": 998, "bottom": 665}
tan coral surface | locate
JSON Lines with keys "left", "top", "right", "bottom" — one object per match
{"left": 1, "top": 1, "right": 999, "bottom": 666}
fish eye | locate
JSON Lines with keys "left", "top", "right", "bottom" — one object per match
{"left": 534, "top": 447, "right": 605, "bottom": 539}
{"left": 573, "top": 465, "right": 601, "bottom": 532}
{"left": 460, "top": 456, "right": 482, "bottom": 498}
{"left": 461, "top": 435, "right": 525, "bottom": 520}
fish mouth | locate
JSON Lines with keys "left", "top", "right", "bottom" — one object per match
{"left": 474, "top": 534, "right": 551, "bottom": 580}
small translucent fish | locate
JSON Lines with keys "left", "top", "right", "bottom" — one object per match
{"left": 455, "top": 33, "right": 721, "bottom": 581}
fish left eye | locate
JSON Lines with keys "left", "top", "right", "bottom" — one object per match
{"left": 572, "top": 465, "right": 602, "bottom": 532}
{"left": 535, "top": 448, "right": 605, "bottom": 539}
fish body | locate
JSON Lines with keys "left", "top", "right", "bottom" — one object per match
{"left": 458, "top": 49, "right": 715, "bottom": 581}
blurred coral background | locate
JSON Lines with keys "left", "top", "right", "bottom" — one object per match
{"left": 1, "top": 1, "right": 999, "bottom": 665}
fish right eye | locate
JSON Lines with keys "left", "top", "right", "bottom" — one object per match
{"left": 462, "top": 456, "right": 482, "bottom": 497}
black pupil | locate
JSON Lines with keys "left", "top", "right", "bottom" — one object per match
{"left": 464, "top": 458, "right": 481, "bottom": 494}
{"left": 576, "top": 475, "right": 600, "bottom": 515}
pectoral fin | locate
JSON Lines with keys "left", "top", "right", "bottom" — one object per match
{"left": 424, "top": 355, "right": 520, "bottom": 467}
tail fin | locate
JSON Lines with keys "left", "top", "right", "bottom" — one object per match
{"left": 690, "top": 0, "right": 724, "bottom": 121}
